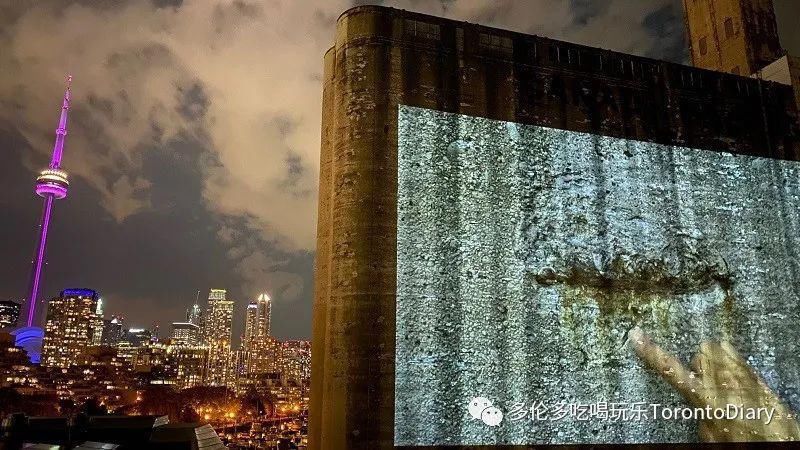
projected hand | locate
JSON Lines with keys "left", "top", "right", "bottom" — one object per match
{"left": 628, "top": 327, "right": 800, "bottom": 442}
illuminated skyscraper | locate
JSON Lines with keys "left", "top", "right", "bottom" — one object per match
{"left": 186, "top": 289, "right": 202, "bottom": 327}
{"left": 91, "top": 297, "right": 104, "bottom": 346}
{"left": 202, "top": 288, "right": 234, "bottom": 386}
{"left": 172, "top": 345, "right": 208, "bottom": 389}
{"left": 41, "top": 289, "right": 103, "bottom": 368}
{"left": 101, "top": 315, "right": 125, "bottom": 346}
{"left": 244, "top": 303, "right": 258, "bottom": 342}
{"left": 187, "top": 303, "right": 201, "bottom": 326}
{"left": 15, "top": 76, "right": 75, "bottom": 363}
{"left": 123, "top": 328, "right": 153, "bottom": 347}
{"left": 280, "top": 340, "right": 311, "bottom": 386}
{"left": 243, "top": 293, "right": 272, "bottom": 374}
{"left": 171, "top": 322, "right": 200, "bottom": 346}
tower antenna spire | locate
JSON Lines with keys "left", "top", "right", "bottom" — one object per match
{"left": 50, "top": 74, "right": 72, "bottom": 169}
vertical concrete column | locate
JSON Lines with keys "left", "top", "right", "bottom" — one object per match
{"left": 309, "top": 46, "right": 335, "bottom": 450}
{"left": 311, "top": 8, "right": 398, "bottom": 449}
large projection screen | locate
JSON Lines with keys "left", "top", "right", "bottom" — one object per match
{"left": 395, "top": 105, "right": 800, "bottom": 445}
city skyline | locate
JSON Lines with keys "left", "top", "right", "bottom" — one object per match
{"left": 2, "top": 285, "right": 285, "bottom": 349}
{"left": 1, "top": 0, "right": 799, "bottom": 342}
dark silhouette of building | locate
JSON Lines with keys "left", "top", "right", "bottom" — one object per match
{"left": 309, "top": 5, "right": 800, "bottom": 449}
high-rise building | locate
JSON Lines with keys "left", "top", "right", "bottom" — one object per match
{"left": 101, "top": 315, "right": 125, "bottom": 346}
{"left": 202, "top": 288, "right": 233, "bottom": 387}
{"left": 41, "top": 289, "right": 103, "bottom": 368}
{"left": 172, "top": 345, "right": 208, "bottom": 389}
{"left": 123, "top": 327, "right": 153, "bottom": 347}
{"left": 90, "top": 297, "right": 104, "bottom": 346}
{"left": 171, "top": 322, "right": 200, "bottom": 346}
{"left": 244, "top": 303, "right": 258, "bottom": 342}
{"left": 0, "top": 301, "right": 21, "bottom": 329}
{"left": 279, "top": 340, "right": 311, "bottom": 386}
{"left": 243, "top": 293, "right": 272, "bottom": 374}
{"left": 187, "top": 302, "right": 201, "bottom": 326}
{"left": 232, "top": 342, "right": 248, "bottom": 393}
{"left": 133, "top": 342, "right": 173, "bottom": 385}
{"left": 15, "top": 77, "right": 75, "bottom": 363}
{"left": 683, "top": 0, "right": 784, "bottom": 75}
{"left": 73, "top": 346, "right": 132, "bottom": 393}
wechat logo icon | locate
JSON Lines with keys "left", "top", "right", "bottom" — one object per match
{"left": 468, "top": 397, "right": 504, "bottom": 427}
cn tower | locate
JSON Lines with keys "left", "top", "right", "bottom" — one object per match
{"left": 14, "top": 76, "right": 73, "bottom": 363}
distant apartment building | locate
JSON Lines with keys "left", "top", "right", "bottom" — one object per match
{"left": 280, "top": 340, "right": 311, "bottom": 386}
{"left": 243, "top": 293, "right": 272, "bottom": 374}
{"left": 123, "top": 327, "right": 153, "bottom": 347}
{"left": 170, "top": 322, "right": 201, "bottom": 346}
{"left": 173, "top": 345, "right": 208, "bottom": 389}
{"left": 187, "top": 301, "right": 201, "bottom": 326}
{"left": 101, "top": 315, "right": 125, "bottom": 346}
{"left": 41, "top": 289, "right": 103, "bottom": 368}
{"left": 202, "top": 288, "right": 234, "bottom": 387}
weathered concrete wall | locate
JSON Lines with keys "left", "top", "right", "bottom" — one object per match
{"left": 396, "top": 105, "right": 800, "bottom": 445}
{"left": 310, "top": 5, "right": 800, "bottom": 449}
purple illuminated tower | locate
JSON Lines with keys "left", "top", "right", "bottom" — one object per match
{"left": 14, "top": 76, "right": 73, "bottom": 363}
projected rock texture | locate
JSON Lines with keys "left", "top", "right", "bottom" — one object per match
{"left": 395, "top": 105, "right": 800, "bottom": 445}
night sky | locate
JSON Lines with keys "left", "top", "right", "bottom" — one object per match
{"left": 1, "top": 0, "right": 798, "bottom": 341}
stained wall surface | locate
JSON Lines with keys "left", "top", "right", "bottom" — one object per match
{"left": 395, "top": 105, "right": 800, "bottom": 445}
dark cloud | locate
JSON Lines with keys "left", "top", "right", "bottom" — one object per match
{"left": 212, "top": 1, "right": 264, "bottom": 34}
{"left": 642, "top": 1, "right": 688, "bottom": 63}
{"left": 152, "top": 0, "right": 183, "bottom": 9}
{"left": 176, "top": 82, "right": 209, "bottom": 121}
{"left": 569, "top": 0, "right": 610, "bottom": 26}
